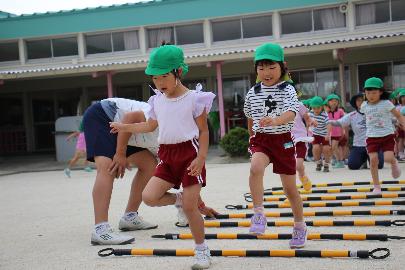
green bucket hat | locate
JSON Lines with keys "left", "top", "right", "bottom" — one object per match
{"left": 399, "top": 89, "right": 405, "bottom": 98}
{"left": 310, "top": 96, "right": 324, "bottom": 108}
{"left": 364, "top": 77, "right": 383, "bottom": 89}
{"left": 254, "top": 43, "right": 284, "bottom": 63}
{"left": 326, "top": 93, "right": 341, "bottom": 103}
{"left": 145, "top": 45, "right": 189, "bottom": 76}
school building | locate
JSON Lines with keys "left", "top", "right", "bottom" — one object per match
{"left": 0, "top": 0, "right": 405, "bottom": 155}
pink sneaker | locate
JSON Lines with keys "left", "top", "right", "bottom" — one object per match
{"left": 249, "top": 213, "right": 267, "bottom": 235}
{"left": 372, "top": 186, "right": 382, "bottom": 195}
{"left": 392, "top": 161, "right": 401, "bottom": 179}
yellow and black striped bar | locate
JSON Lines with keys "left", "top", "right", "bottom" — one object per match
{"left": 225, "top": 199, "right": 405, "bottom": 210}
{"left": 255, "top": 187, "right": 405, "bottom": 197}
{"left": 98, "top": 247, "right": 390, "bottom": 259}
{"left": 152, "top": 233, "right": 405, "bottom": 241}
{"left": 245, "top": 193, "right": 405, "bottom": 202}
{"left": 203, "top": 219, "right": 405, "bottom": 227}
{"left": 214, "top": 209, "right": 405, "bottom": 220}
{"left": 260, "top": 180, "right": 405, "bottom": 192}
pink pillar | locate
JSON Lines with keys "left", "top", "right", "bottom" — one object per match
{"left": 106, "top": 71, "right": 113, "bottom": 98}
{"left": 216, "top": 61, "right": 226, "bottom": 137}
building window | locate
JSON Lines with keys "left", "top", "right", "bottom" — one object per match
{"left": 147, "top": 27, "right": 174, "bottom": 48}
{"left": 26, "top": 40, "right": 52, "bottom": 59}
{"left": 281, "top": 7, "right": 346, "bottom": 35}
{"left": 358, "top": 62, "right": 392, "bottom": 91}
{"left": 86, "top": 31, "right": 139, "bottom": 54}
{"left": 0, "top": 42, "right": 19, "bottom": 62}
{"left": 176, "top": 24, "right": 204, "bottom": 45}
{"left": 212, "top": 15, "right": 272, "bottom": 42}
{"left": 356, "top": 1, "right": 390, "bottom": 26}
{"left": 147, "top": 24, "right": 204, "bottom": 48}
{"left": 391, "top": 0, "right": 405, "bottom": 21}
{"left": 27, "top": 37, "right": 78, "bottom": 60}
{"left": 242, "top": 16, "right": 272, "bottom": 39}
{"left": 290, "top": 70, "right": 316, "bottom": 97}
{"left": 52, "top": 37, "right": 78, "bottom": 57}
{"left": 394, "top": 61, "right": 405, "bottom": 89}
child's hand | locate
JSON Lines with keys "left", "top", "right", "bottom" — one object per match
{"left": 259, "top": 117, "right": 279, "bottom": 127}
{"left": 187, "top": 156, "right": 205, "bottom": 176}
{"left": 109, "top": 122, "right": 125, "bottom": 133}
{"left": 310, "top": 119, "right": 318, "bottom": 127}
{"left": 199, "top": 205, "right": 219, "bottom": 218}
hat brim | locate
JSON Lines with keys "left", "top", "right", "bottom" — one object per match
{"left": 254, "top": 54, "right": 283, "bottom": 63}
{"left": 364, "top": 85, "right": 383, "bottom": 90}
{"left": 145, "top": 66, "right": 173, "bottom": 76}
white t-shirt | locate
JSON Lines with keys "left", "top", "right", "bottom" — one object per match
{"left": 360, "top": 100, "right": 395, "bottom": 138}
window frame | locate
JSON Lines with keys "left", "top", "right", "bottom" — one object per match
{"left": 25, "top": 35, "right": 79, "bottom": 62}
{"left": 354, "top": 0, "right": 405, "bottom": 29}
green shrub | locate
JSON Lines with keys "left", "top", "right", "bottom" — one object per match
{"left": 219, "top": 127, "right": 250, "bottom": 157}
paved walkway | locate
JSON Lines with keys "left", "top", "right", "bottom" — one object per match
{"left": 1, "top": 159, "right": 404, "bottom": 269}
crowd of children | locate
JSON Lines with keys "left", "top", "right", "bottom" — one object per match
{"left": 75, "top": 41, "right": 405, "bottom": 269}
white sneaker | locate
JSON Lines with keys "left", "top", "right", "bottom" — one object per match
{"left": 176, "top": 205, "right": 189, "bottom": 227}
{"left": 192, "top": 248, "right": 211, "bottom": 270}
{"left": 118, "top": 213, "right": 158, "bottom": 231}
{"left": 63, "top": 168, "right": 71, "bottom": 178}
{"left": 91, "top": 224, "right": 134, "bottom": 245}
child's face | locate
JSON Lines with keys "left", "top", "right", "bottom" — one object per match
{"left": 323, "top": 105, "right": 330, "bottom": 113}
{"left": 257, "top": 62, "right": 282, "bottom": 87}
{"left": 356, "top": 96, "right": 364, "bottom": 109}
{"left": 312, "top": 106, "right": 322, "bottom": 115}
{"left": 365, "top": 89, "right": 383, "bottom": 103}
{"left": 152, "top": 73, "right": 177, "bottom": 94}
{"left": 328, "top": 99, "right": 339, "bottom": 110}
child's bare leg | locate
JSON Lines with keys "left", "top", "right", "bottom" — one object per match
{"left": 368, "top": 152, "right": 380, "bottom": 187}
{"left": 68, "top": 151, "right": 82, "bottom": 168}
{"left": 331, "top": 140, "right": 340, "bottom": 160}
{"left": 384, "top": 150, "right": 401, "bottom": 179}
{"left": 281, "top": 174, "right": 303, "bottom": 222}
{"left": 323, "top": 145, "right": 331, "bottom": 163}
{"left": 249, "top": 152, "right": 270, "bottom": 210}
{"left": 93, "top": 156, "right": 116, "bottom": 224}
{"left": 296, "top": 158, "right": 305, "bottom": 178}
{"left": 182, "top": 184, "right": 204, "bottom": 244}
{"left": 142, "top": 177, "right": 176, "bottom": 207}
{"left": 312, "top": 144, "right": 321, "bottom": 162}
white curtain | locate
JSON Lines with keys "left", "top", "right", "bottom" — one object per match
{"left": 319, "top": 8, "right": 346, "bottom": 29}
{"left": 356, "top": 3, "right": 376, "bottom": 25}
{"left": 148, "top": 28, "right": 173, "bottom": 48}
{"left": 124, "top": 31, "right": 139, "bottom": 50}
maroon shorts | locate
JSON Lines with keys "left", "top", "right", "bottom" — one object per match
{"left": 339, "top": 136, "right": 348, "bottom": 147}
{"left": 312, "top": 135, "right": 330, "bottom": 146}
{"left": 249, "top": 132, "right": 296, "bottom": 175}
{"left": 366, "top": 134, "right": 396, "bottom": 153}
{"left": 295, "top": 142, "right": 307, "bottom": 159}
{"left": 397, "top": 128, "right": 405, "bottom": 138}
{"left": 154, "top": 138, "right": 206, "bottom": 189}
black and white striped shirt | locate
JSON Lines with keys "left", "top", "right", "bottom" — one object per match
{"left": 309, "top": 111, "right": 329, "bottom": 136}
{"left": 243, "top": 82, "right": 299, "bottom": 134}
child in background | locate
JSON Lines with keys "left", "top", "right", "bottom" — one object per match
{"left": 309, "top": 96, "right": 332, "bottom": 172}
{"left": 244, "top": 43, "right": 306, "bottom": 248}
{"left": 110, "top": 44, "right": 215, "bottom": 269}
{"left": 395, "top": 89, "right": 405, "bottom": 161}
{"left": 360, "top": 77, "right": 405, "bottom": 194}
{"left": 326, "top": 94, "right": 345, "bottom": 168}
{"left": 64, "top": 120, "right": 92, "bottom": 178}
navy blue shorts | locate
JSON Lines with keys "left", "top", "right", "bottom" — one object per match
{"left": 83, "top": 102, "right": 146, "bottom": 162}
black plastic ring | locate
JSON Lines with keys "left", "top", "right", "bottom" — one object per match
{"left": 98, "top": 248, "right": 114, "bottom": 257}
{"left": 245, "top": 197, "right": 253, "bottom": 202}
{"left": 392, "top": 220, "right": 405, "bottom": 226}
{"left": 369, "top": 248, "right": 390, "bottom": 259}
{"left": 175, "top": 222, "right": 189, "bottom": 228}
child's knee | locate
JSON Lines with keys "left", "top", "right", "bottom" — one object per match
{"left": 142, "top": 191, "right": 158, "bottom": 207}
{"left": 182, "top": 202, "right": 198, "bottom": 214}
{"left": 250, "top": 164, "right": 265, "bottom": 177}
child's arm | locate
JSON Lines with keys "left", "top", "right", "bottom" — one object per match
{"left": 391, "top": 108, "right": 405, "bottom": 129}
{"left": 187, "top": 110, "right": 209, "bottom": 177}
{"left": 110, "top": 118, "right": 158, "bottom": 134}
{"left": 247, "top": 118, "right": 254, "bottom": 136}
{"left": 66, "top": 131, "right": 79, "bottom": 141}
{"left": 259, "top": 111, "right": 295, "bottom": 127}
{"left": 197, "top": 195, "right": 219, "bottom": 218}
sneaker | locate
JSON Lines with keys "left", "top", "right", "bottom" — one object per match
{"left": 289, "top": 226, "right": 307, "bottom": 248}
{"left": 84, "top": 166, "right": 93, "bottom": 172}
{"left": 91, "top": 224, "right": 134, "bottom": 245}
{"left": 344, "top": 159, "right": 349, "bottom": 165}
{"left": 119, "top": 213, "right": 158, "bottom": 231}
{"left": 63, "top": 168, "right": 71, "bottom": 178}
{"left": 192, "top": 248, "right": 211, "bottom": 270}
{"left": 249, "top": 213, "right": 267, "bottom": 235}
{"left": 392, "top": 161, "right": 401, "bottom": 179}
{"left": 372, "top": 186, "right": 382, "bottom": 195}
{"left": 316, "top": 162, "right": 322, "bottom": 171}
{"left": 333, "top": 161, "right": 345, "bottom": 169}
{"left": 299, "top": 175, "right": 312, "bottom": 191}
{"left": 176, "top": 205, "right": 189, "bottom": 227}
{"left": 323, "top": 164, "right": 330, "bottom": 172}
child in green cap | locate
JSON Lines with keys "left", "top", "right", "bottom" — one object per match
{"left": 244, "top": 43, "right": 307, "bottom": 248}
{"left": 309, "top": 96, "right": 332, "bottom": 172}
{"left": 110, "top": 44, "right": 215, "bottom": 269}
{"left": 326, "top": 94, "right": 346, "bottom": 169}
{"left": 360, "top": 77, "right": 405, "bottom": 194}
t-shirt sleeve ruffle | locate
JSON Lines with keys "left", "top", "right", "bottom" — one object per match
{"left": 192, "top": 91, "right": 216, "bottom": 118}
